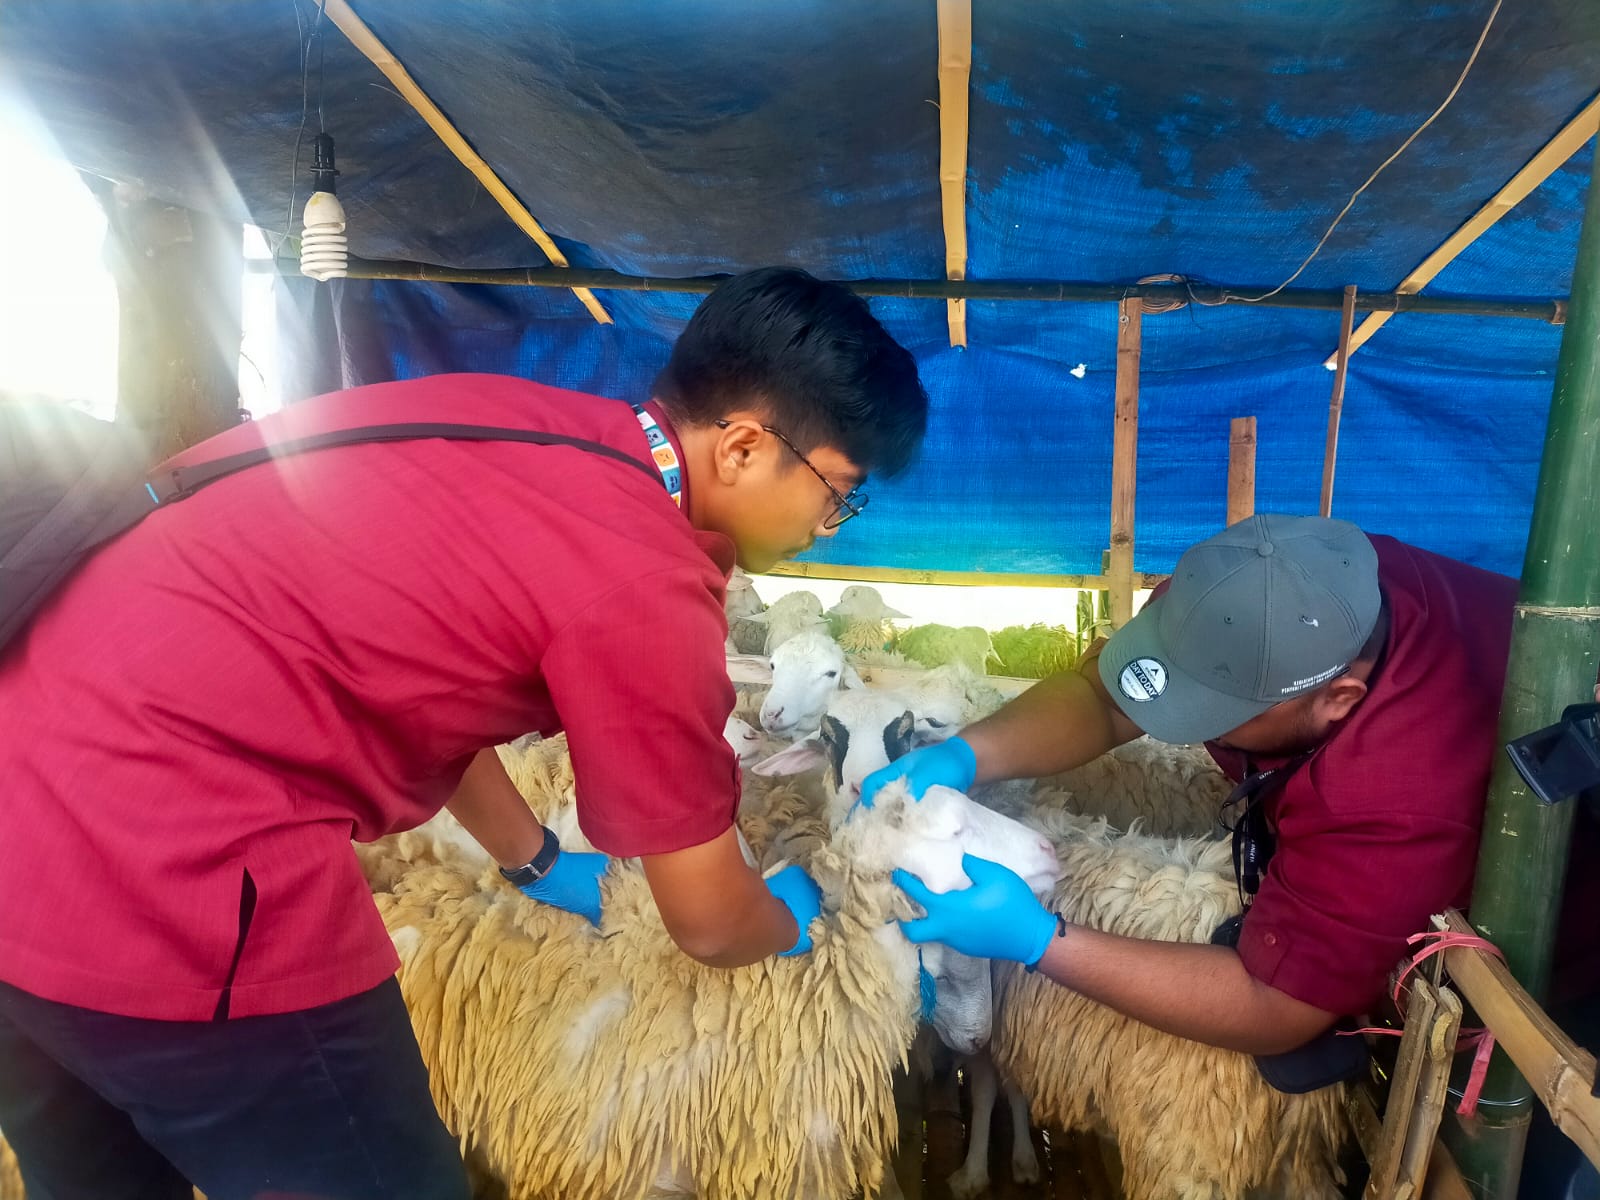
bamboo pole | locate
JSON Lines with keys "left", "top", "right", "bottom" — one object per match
{"left": 244, "top": 257, "right": 1569, "bottom": 321}
{"left": 1329, "top": 92, "right": 1600, "bottom": 365}
{"left": 318, "top": 0, "right": 610, "bottom": 324}
{"left": 1321, "top": 285, "right": 1358, "bottom": 517}
{"left": 936, "top": 0, "right": 972, "bottom": 348}
{"left": 1108, "top": 299, "right": 1142, "bottom": 628}
{"left": 1445, "top": 143, "right": 1600, "bottom": 1198}
{"left": 1440, "top": 911, "right": 1600, "bottom": 1171}
{"left": 763, "top": 561, "right": 1165, "bottom": 590}
{"left": 1226, "top": 416, "right": 1256, "bottom": 526}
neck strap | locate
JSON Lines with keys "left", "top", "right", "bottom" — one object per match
{"left": 631, "top": 403, "right": 683, "bottom": 508}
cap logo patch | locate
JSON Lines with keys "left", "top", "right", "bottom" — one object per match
{"left": 1300, "top": 615, "right": 1319, "bottom": 627}
{"left": 1118, "top": 658, "right": 1168, "bottom": 703}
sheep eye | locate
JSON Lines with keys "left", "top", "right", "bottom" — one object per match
{"left": 924, "top": 718, "right": 948, "bottom": 729}
{"left": 824, "top": 670, "right": 838, "bottom": 679}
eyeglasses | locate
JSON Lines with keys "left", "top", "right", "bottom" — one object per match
{"left": 714, "top": 420, "right": 869, "bottom": 529}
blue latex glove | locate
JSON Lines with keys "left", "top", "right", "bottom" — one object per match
{"left": 518, "top": 849, "right": 608, "bottom": 926}
{"left": 858, "top": 735, "right": 977, "bottom": 809}
{"left": 765, "top": 863, "right": 824, "bottom": 957}
{"left": 893, "top": 854, "right": 1060, "bottom": 967}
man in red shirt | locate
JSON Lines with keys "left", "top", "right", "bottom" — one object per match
{"left": 0, "top": 268, "right": 928, "bottom": 1199}
{"left": 870, "top": 514, "right": 1519, "bottom": 1072}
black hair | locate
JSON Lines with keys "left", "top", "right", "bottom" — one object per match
{"left": 653, "top": 267, "right": 928, "bottom": 478}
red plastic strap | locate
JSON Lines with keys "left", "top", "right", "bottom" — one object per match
{"left": 1335, "top": 927, "right": 1506, "bottom": 1117}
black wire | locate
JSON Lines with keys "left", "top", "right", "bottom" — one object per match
{"left": 316, "top": 2, "right": 328, "bottom": 133}
{"left": 282, "top": 0, "right": 327, "bottom": 249}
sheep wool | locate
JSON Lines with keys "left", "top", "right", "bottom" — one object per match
{"left": 0, "top": 1135, "right": 21, "bottom": 1200}
{"left": 894, "top": 625, "right": 999, "bottom": 677}
{"left": 989, "top": 623, "right": 1078, "bottom": 679}
{"left": 991, "top": 808, "right": 1348, "bottom": 1200}
{"left": 358, "top": 776, "right": 928, "bottom": 1200}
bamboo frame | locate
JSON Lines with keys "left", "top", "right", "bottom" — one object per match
{"left": 1321, "top": 285, "right": 1357, "bottom": 517}
{"left": 1364, "top": 974, "right": 1463, "bottom": 1199}
{"left": 936, "top": 0, "right": 973, "bottom": 348}
{"left": 319, "top": 0, "right": 611, "bottom": 324}
{"left": 244, "top": 258, "right": 1566, "bottom": 320}
{"left": 1108, "top": 299, "right": 1142, "bottom": 628}
{"left": 1439, "top": 909, "right": 1600, "bottom": 1171}
{"left": 1328, "top": 92, "right": 1600, "bottom": 365}
{"left": 1227, "top": 416, "right": 1256, "bottom": 526}
{"left": 764, "top": 560, "right": 1165, "bottom": 590}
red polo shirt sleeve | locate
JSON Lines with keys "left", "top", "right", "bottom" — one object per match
{"left": 541, "top": 563, "right": 741, "bottom": 856}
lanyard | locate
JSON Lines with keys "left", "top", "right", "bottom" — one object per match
{"left": 632, "top": 403, "right": 683, "bottom": 508}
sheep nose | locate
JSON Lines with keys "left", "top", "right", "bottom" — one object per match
{"left": 767, "top": 706, "right": 784, "bottom": 722}
{"left": 849, "top": 780, "right": 862, "bottom": 797}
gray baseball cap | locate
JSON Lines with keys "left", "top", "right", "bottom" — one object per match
{"left": 1099, "top": 514, "right": 1381, "bottom": 744}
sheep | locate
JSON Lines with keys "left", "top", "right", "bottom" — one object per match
{"left": 738, "top": 589, "right": 828, "bottom": 655}
{"left": 749, "top": 686, "right": 1051, "bottom": 1200}
{"left": 725, "top": 569, "right": 769, "bottom": 654}
{"left": 989, "top": 804, "right": 1349, "bottom": 1200}
{"left": 759, "top": 630, "right": 866, "bottom": 739}
{"left": 824, "top": 584, "right": 907, "bottom": 654}
{"left": 357, "top": 773, "right": 1060, "bottom": 1200}
{"left": 896, "top": 624, "right": 1000, "bottom": 677}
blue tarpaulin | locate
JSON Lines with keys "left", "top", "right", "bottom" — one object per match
{"left": 2, "top": 1, "right": 1595, "bottom": 577}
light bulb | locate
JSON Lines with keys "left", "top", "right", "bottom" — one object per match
{"left": 299, "top": 132, "right": 347, "bottom": 282}
{"left": 300, "top": 190, "right": 348, "bottom": 281}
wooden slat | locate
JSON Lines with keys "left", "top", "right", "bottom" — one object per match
{"left": 1226, "top": 416, "right": 1257, "bottom": 526}
{"left": 1366, "top": 975, "right": 1464, "bottom": 1199}
{"left": 320, "top": 0, "right": 611, "bottom": 324}
{"left": 1421, "top": 1138, "right": 1474, "bottom": 1200}
{"left": 1329, "top": 93, "right": 1600, "bottom": 364}
{"left": 936, "top": 0, "right": 973, "bottom": 347}
{"left": 1440, "top": 909, "right": 1600, "bottom": 1171}
{"left": 763, "top": 561, "right": 1167, "bottom": 590}
{"left": 1320, "top": 285, "right": 1357, "bottom": 518}
{"left": 1367, "top": 977, "right": 1441, "bottom": 1197}
{"left": 1397, "top": 985, "right": 1463, "bottom": 1196}
{"left": 1108, "top": 299, "right": 1142, "bottom": 628}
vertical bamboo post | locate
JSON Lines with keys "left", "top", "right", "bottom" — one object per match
{"left": 1108, "top": 299, "right": 1142, "bottom": 628}
{"left": 935, "top": 0, "right": 972, "bottom": 348}
{"left": 98, "top": 184, "right": 242, "bottom": 460}
{"left": 1227, "top": 416, "right": 1257, "bottom": 526}
{"left": 1320, "top": 285, "right": 1358, "bottom": 517}
{"left": 1443, "top": 138, "right": 1600, "bottom": 1200}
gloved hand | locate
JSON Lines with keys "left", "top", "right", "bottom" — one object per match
{"left": 858, "top": 735, "right": 977, "bottom": 809}
{"left": 764, "top": 863, "right": 824, "bottom": 957}
{"left": 894, "top": 854, "right": 1061, "bottom": 967}
{"left": 518, "top": 848, "right": 609, "bottom": 926}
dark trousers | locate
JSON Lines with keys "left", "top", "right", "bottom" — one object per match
{"left": 0, "top": 977, "right": 470, "bottom": 1200}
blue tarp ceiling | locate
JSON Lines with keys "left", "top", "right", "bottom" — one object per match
{"left": 2, "top": 1, "right": 1597, "bottom": 577}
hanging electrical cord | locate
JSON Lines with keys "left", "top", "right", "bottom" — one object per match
{"left": 1229, "top": 0, "right": 1502, "bottom": 304}
{"left": 279, "top": 0, "right": 328, "bottom": 256}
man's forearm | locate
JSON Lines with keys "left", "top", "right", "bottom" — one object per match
{"left": 445, "top": 747, "right": 546, "bottom": 869}
{"left": 962, "top": 666, "right": 1135, "bottom": 784}
{"left": 1031, "top": 924, "right": 1335, "bottom": 1055}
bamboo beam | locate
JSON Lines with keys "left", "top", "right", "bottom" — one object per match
{"left": 246, "top": 257, "right": 1569, "bottom": 321}
{"left": 1440, "top": 911, "right": 1600, "bottom": 1172}
{"left": 1227, "top": 416, "right": 1256, "bottom": 526}
{"left": 1108, "top": 299, "right": 1142, "bottom": 628}
{"left": 1327, "top": 92, "right": 1600, "bottom": 365}
{"left": 936, "top": 0, "right": 972, "bottom": 347}
{"left": 319, "top": 0, "right": 610, "bottom": 324}
{"left": 1321, "top": 285, "right": 1358, "bottom": 517}
{"left": 763, "top": 561, "right": 1166, "bottom": 590}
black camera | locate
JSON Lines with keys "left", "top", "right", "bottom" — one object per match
{"left": 1505, "top": 702, "right": 1600, "bottom": 808}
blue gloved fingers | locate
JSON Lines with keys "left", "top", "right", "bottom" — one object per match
{"left": 891, "top": 867, "right": 936, "bottom": 908}
{"left": 899, "top": 915, "right": 942, "bottom": 945}
{"left": 857, "top": 762, "right": 900, "bottom": 810}
{"left": 858, "top": 736, "right": 979, "bottom": 810}
{"left": 520, "top": 849, "right": 608, "bottom": 926}
{"left": 765, "top": 863, "right": 823, "bottom": 957}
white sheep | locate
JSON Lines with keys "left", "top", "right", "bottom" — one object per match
{"left": 825, "top": 584, "right": 907, "bottom": 654}
{"left": 738, "top": 589, "right": 828, "bottom": 655}
{"left": 356, "top": 773, "right": 1060, "bottom": 1200}
{"left": 759, "top": 629, "right": 865, "bottom": 739}
{"left": 725, "top": 569, "right": 769, "bottom": 654}
{"left": 990, "top": 804, "right": 1349, "bottom": 1200}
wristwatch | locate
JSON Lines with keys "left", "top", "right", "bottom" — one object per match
{"left": 498, "top": 826, "right": 561, "bottom": 887}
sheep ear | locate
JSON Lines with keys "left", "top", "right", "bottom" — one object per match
{"left": 912, "top": 718, "right": 957, "bottom": 748}
{"left": 740, "top": 609, "right": 772, "bottom": 624}
{"left": 841, "top": 663, "right": 867, "bottom": 690}
{"left": 750, "top": 737, "right": 826, "bottom": 777}
{"left": 725, "top": 655, "right": 773, "bottom": 684}
{"left": 883, "top": 604, "right": 909, "bottom": 619}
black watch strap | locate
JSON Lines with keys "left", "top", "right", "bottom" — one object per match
{"left": 499, "top": 826, "right": 561, "bottom": 888}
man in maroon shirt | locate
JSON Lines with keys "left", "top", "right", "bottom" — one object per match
{"left": 0, "top": 268, "right": 928, "bottom": 1199}
{"left": 870, "top": 514, "right": 1520, "bottom": 1072}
